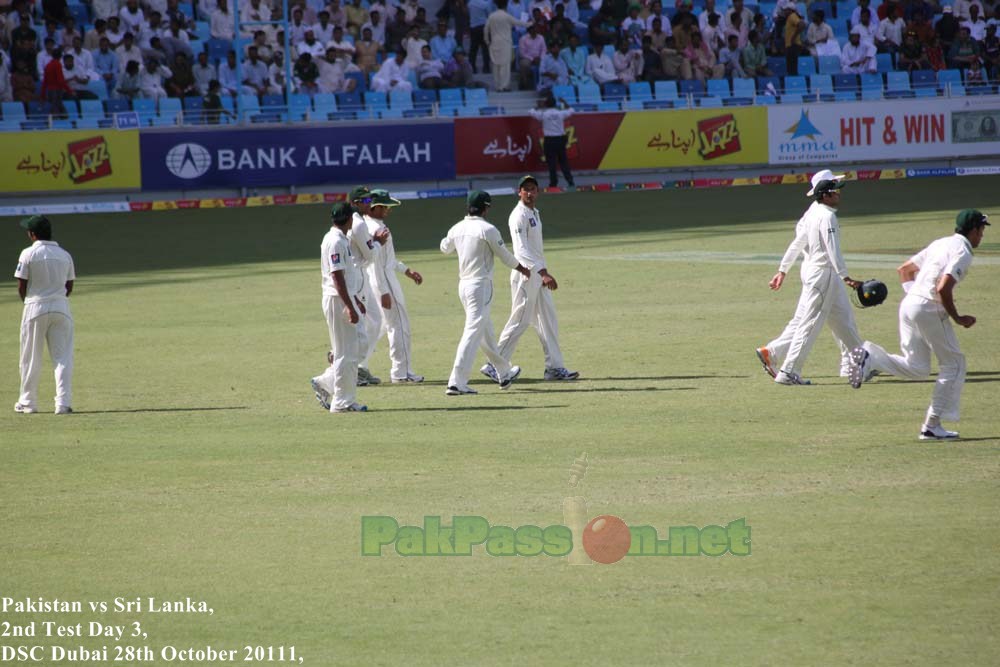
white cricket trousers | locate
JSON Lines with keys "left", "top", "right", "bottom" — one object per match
{"left": 359, "top": 280, "right": 382, "bottom": 369}
{"left": 781, "top": 267, "right": 862, "bottom": 376}
{"left": 497, "top": 270, "right": 565, "bottom": 370}
{"left": 374, "top": 272, "right": 416, "bottom": 381}
{"left": 448, "top": 279, "right": 513, "bottom": 388}
{"left": 314, "top": 294, "right": 359, "bottom": 411}
{"left": 19, "top": 310, "right": 73, "bottom": 410}
{"left": 863, "top": 295, "right": 966, "bottom": 422}
{"left": 766, "top": 313, "right": 851, "bottom": 373}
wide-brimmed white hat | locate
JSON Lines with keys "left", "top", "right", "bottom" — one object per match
{"left": 806, "top": 169, "right": 846, "bottom": 196}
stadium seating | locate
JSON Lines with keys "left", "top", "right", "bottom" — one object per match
{"left": 707, "top": 78, "right": 731, "bottom": 99}
{"left": 817, "top": 56, "right": 841, "bottom": 75}
{"left": 552, "top": 84, "right": 577, "bottom": 104}
{"left": 413, "top": 89, "right": 437, "bottom": 112}
{"left": 464, "top": 88, "right": 489, "bottom": 111}
{"left": 798, "top": 56, "right": 817, "bottom": 77}
{"left": 158, "top": 98, "right": 182, "bottom": 125}
{"left": 810, "top": 74, "right": 835, "bottom": 101}
{"left": 132, "top": 98, "right": 156, "bottom": 125}
{"left": 784, "top": 75, "right": 808, "bottom": 97}
{"left": 438, "top": 88, "right": 463, "bottom": 113}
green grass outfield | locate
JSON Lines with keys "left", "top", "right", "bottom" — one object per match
{"left": 1, "top": 176, "right": 998, "bottom": 666}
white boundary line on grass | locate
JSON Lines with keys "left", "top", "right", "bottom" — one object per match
{"left": 581, "top": 251, "right": 1000, "bottom": 267}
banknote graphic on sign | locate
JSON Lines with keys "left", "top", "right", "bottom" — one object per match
{"left": 952, "top": 110, "right": 1000, "bottom": 143}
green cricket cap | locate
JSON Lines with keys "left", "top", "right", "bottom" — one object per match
{"left": 20, "top": 215, "right": 51, "bottom": 236}
{"left": 955, "top": 208, "right": 990, "bottom": 234}
{"left": 517, "top": 174, "right": 539, "bottom": 189}
{"left": 330, "top": 202, "right": 355, "bottom": 222}
{"left": 467, "top": 190, "right": 492, "bottom": 209}
{"left": 348, "top": 185, "right": 372, "bottom": 202}
{"left": 369, "top": 189, "right": 401, "bottom": 207}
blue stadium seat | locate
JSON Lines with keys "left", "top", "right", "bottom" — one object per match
{"left": 206, "top": 38, "right": 232, "bottom": 63}
{"left": 260, "top": 93, "right": 284, "bottom": 110}
{"left": 194, "top": 22, "right": 210, "bottom": 43}
{"left": 783, "top": 75, "right": 808, "bottom": 96}
{"left": 337, "top": 91, "right": 363, "bottom": 110}
{"left": 732, "top": 77, "right": 755, "bottom": 97}
{"left": 653, "top": 80, "right": 679, "bottom": 101}
{"left": 20, "top": 119, "right": 50, "bottom": 130}
{"left": 105, "top": 98, "right": 129, "bottom": 114}
{"left": 810, "top": 1, "right": 832, "bottom": 16}
{"left": 756, "top": 75, "right": 781, "bottom": 94}
{"left": 379, "top": 108, "right": 403, "bottom": 119}
{"left": 809, "top": 74, "right": 835, "bottom": 100}
{"left": 52, "top": 118, "right": 76, "bottom": 129}
{"left": 779, "top": 93, "right": 803, "bottom": 104}
{"left": 767, "top": 56, "right": 787, "bottom": 77}
{"left": 860, "top": 73, "right": 883, "bottom": 91}
{"left": 328, "top": 110, "right": 357, "bottom": 121}
{"left": 237, "top": 93, "right": 260, "bottom": 121}
{"left": 602, "top": 82, "right": 627, "bottom": 102}
{"left": 80, "top": 99, "right": 105, "bottom": 119}
{"left": 346, "top": 71, "right": 366, "bottom": 93}
{"left": 643, "top": 99, "right": 673, "bottom": 109}
{"left": 438, "top": 88, "right": 463, "bottom": 111}
{"left": 363, "top": 91, "right": 388, "bottom": 111}
{"left": 698, "top": 96, "right": 722, "bottom": 107}
{"left": 938, "top": 69, "right": 964, "bottom": 95}
{"left": 389, "top": 90, "right": 413, "bottom": 110}
{"left": 312, "top": 93, "right": 336, "bottom": 117}
{"left": 182, "top": 96, "right": 204, "bottom": 124}
{"left": 911, "top": 69, "right": 937, "bottom": 96}
{"left": 132, "top": 98, "right": 156, "bottom": 125}
{"left": 678, "top": 79, "right": 705, "bottom": 98}
{"left": 833, "top": 73, "right": 858, "bottom": 91}
{"left": 479, "top": 106, "right": 505, "bottom": 115}
{"left": 755, "top": 94, "right": 777, "bottom": 104}
{"left": 68, "top": 3, "right": 89, "bottom": 26}
{"left": 628, "top": 81, "right": 652, "bottom": 102}
{"left": 577, "top": 83, "right": 601, "bottom": 104}
{"left": 834, "top": 90, "right": 857, "bottom": 101}
{"left": 27, "top": 101, "right": 52, "bottom": 118}
{"left": 288, "top": 93, "right": 312, "bottom": 120}
{"left": 797, "top": 55, "right": 817, "bottom": 76}
{"left": 464, "top": 87, "right": 488, "bottom": 109}
{"left": 817, "top": 55, "right": 841, "bottom": 74}
{"left": 404, "top": 107, "right": 432, "bottom": 118}
{"left": 706, "top": 78, "right": 731, "bottom": 98}
{"left": 552, "top": 84, "right": 576, "bottom": 104}
{"left": 884, "top": 71, "right": 914, "bottom": 98}
{"left": 158, "top": 97, "right": 182, "bottom": 124}
{"left": 2, "top": 101, "right": 26, "bottom": 122}
{"left": 413, "top": 88, "right": 436, "bottom": 111}
{"left": 875, "top": 53, "right": 893, "bottom": 73}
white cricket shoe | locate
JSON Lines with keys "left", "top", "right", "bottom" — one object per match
{"left": 919, "top": 424, "right": 959, "bottom": 440}
{"left": 391, "top": 373, "right": 424, "bottom": 383}
{"left": 775, "top": 370, "right": 811, "bottom": 385}
{"left": 500, "top": 366, "right": 522, "bottom": 389}
{"left": 544, "top": 367, "right": 579, "bottom": 381}
{"left": 445, "top": 385, "right": 478, "bottom": 396}
{"left": 332, "top": 402, "right": 368, "bottom": 413}
{"left": 14, "top": 403, "right": 37, "bottom": 414}
{"left": 848, "top": 347, "right": 870, "bottom": 389}
{"left": 310, "top": 378, "right": 331, "bottom": 411}
{"left": 755, "top": 347, "right": 777, "bottom": 378}
{"left": 480, "top": 363, "right": 499, "bottom": 382}
{"left": 55, "top": 406, "right": 73, "bottom": 415}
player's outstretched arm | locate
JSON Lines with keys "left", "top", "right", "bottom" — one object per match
{"left": 768, "top": 272, "right": 785, "bottom": 290}
{"left": 539, "top": 269, "right": 557, "bottom": 290}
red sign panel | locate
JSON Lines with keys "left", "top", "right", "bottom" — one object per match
{"left": 454, "top": 113, "right": 625, "bottom": 176}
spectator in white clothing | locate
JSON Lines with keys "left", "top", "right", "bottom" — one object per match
{"left": 371, "top": 50, "right": 413, "bottom": 92}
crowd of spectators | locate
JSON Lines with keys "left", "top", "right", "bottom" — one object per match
{"left": 1, "top": 0, "right": 998, "bottom": 113}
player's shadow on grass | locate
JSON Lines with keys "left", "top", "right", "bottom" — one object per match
{"left": 375, "top": 405, "right": 569, "bottom": 412}
{"left": 509, "top": 375, "right": 744, "bottom": 384}
{"left": 515, "top": 386, "right": 697, "bottom": 394}
{"left": 74, "top": 406, "right": 250, "bottom": 414}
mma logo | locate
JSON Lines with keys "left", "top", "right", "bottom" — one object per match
{"left": 696, "top": 114, "right": 741, "bottom": 160}
{"left": 66, "top": 136, "right": 113, "bottom": 184}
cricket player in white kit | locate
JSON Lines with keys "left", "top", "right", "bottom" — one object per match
{"left": 757, "top": 171, "right": 864, "bottom": 385}
{"left": 483, "top": 174, "right": 579, "bottom": 382}
{"left": 14, "top": 215, "right": 75, "bottom": 415}
{"left": 440, "top": 190, "right": 530, "bottom": 395}
{"left": 849, "top": 209, "right": 989, "bottom": 440}
{"left": 311, "top": 203, "right": 368, "bottom": 413}
{"left": 347, "top": 185, "right": 390, "bottom": 386}
{"left": 364, "top": 189, "right": 424, "bottom": 383}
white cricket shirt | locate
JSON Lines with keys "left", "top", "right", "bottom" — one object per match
{"left": 440, "top": 216, "right": 519, "bottom": 282}
{"left": 320, "top": 226, "right": 360, "bottom": 297}
{"left": 907, "top": 233, "right": 974, "bottom": 304}
{"left": 777, "top": 202, "right": 849, "bottom": 281}
{"left": 14, "top": 240, "right": 75, "bottom": 320}
{"left": 367, "top": 215, "right": 408, "bottom": 296}
{"left": 529, "top": 107, "right": 573, "bottom": 137}
{"left": 508, "top": 201, "right": 546, "bottom": 271}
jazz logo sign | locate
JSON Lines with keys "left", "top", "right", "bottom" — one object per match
{"left": 696, "top": 114, "right": 741, "bottom": 160}
{"left": 67, "top": 136, "right": 113, "bottom": 184}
